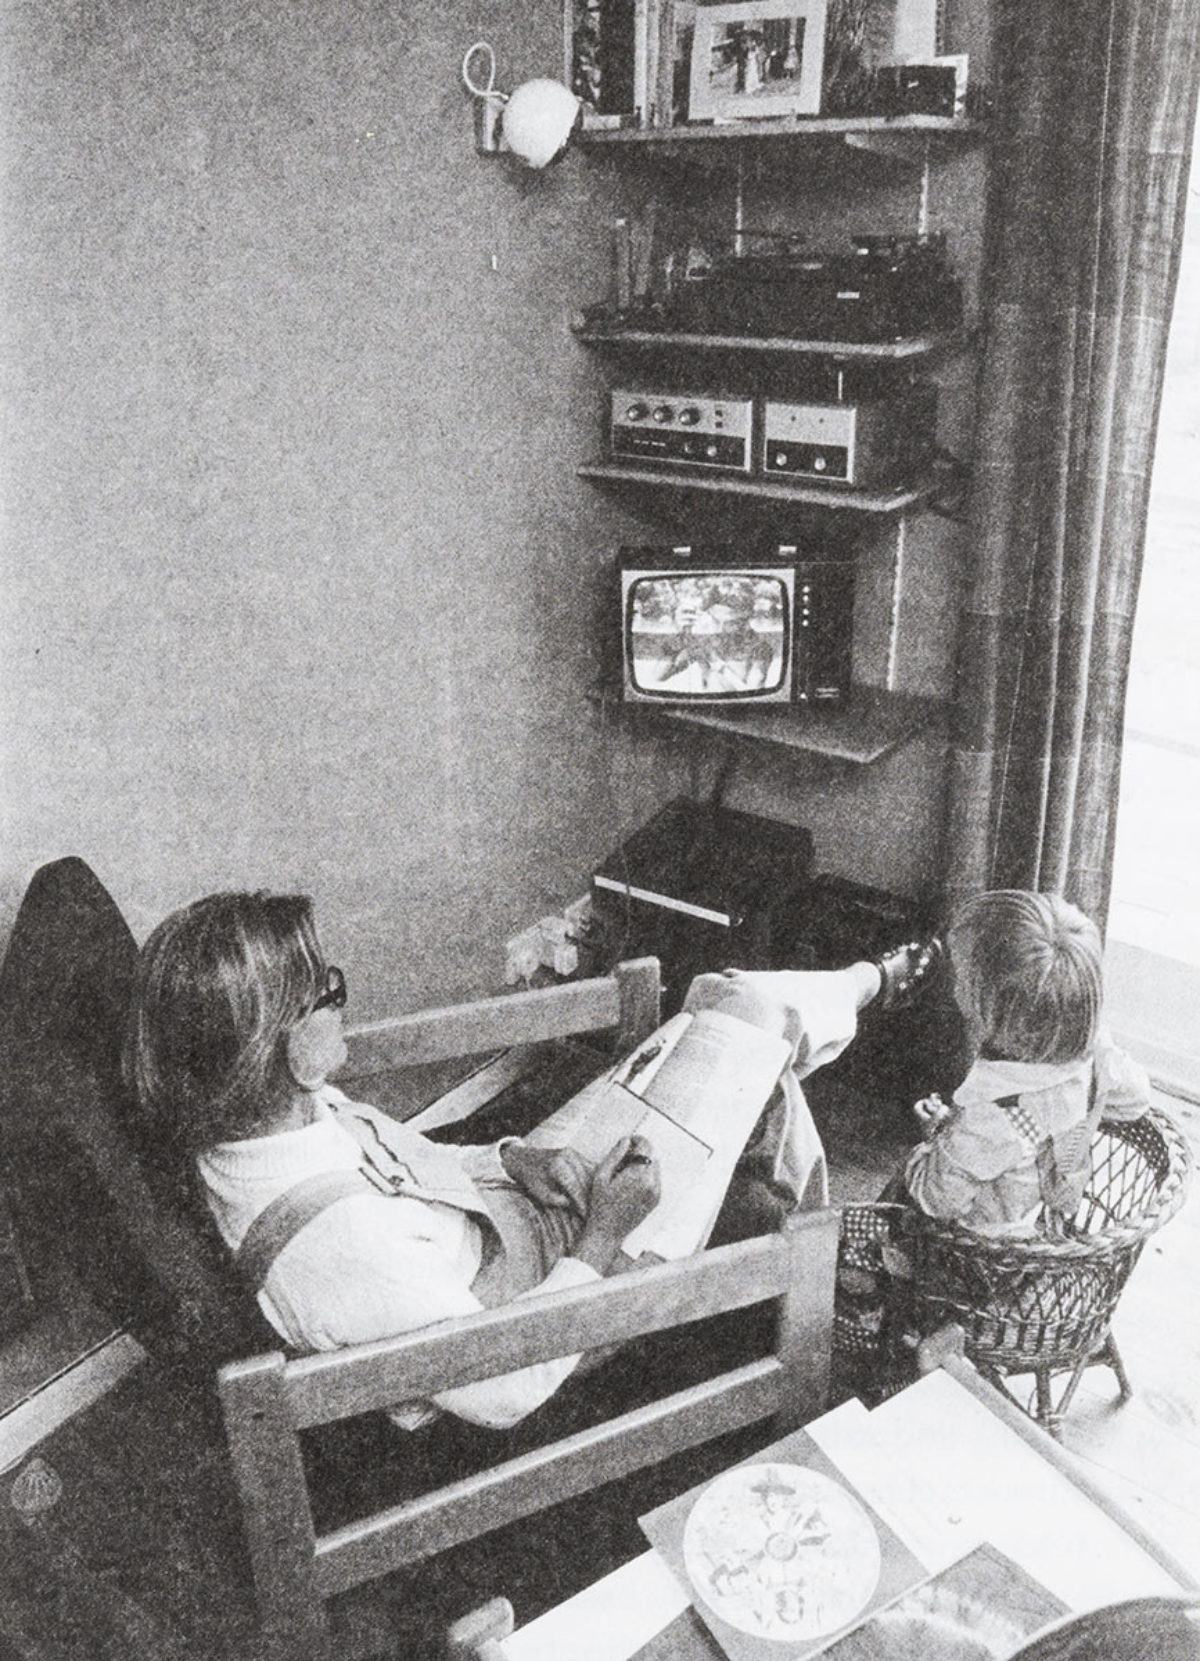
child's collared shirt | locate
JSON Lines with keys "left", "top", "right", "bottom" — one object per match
{"left": 904, "top": 1028, "right": 1150, "bottom": 1234}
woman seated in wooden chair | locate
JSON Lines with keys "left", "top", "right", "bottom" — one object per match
{"left": 124, "top": 890, "right": 935, "bottom": 1431}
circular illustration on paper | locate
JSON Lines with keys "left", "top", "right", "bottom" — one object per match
{"left": 682, "top": 1462, "right": 881, "bottom": 1642}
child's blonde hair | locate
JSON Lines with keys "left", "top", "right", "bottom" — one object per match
{"left": 125, "top": 892, "right": 326, "bottom": 1154}
{"left": 947, "top": 890, "right": 1102, "bottom": 1064}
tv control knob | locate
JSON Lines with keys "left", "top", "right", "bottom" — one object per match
{"left": 624, "top": 402, "right": 649, "bottom": 421}
{"left": 677, "top": 406, "right": 701, "bottom": 426}
{"left": 652, "top": 404, "right": 673, "bottom": 423}
{"left": 773, "top": 451, "right": 788, "bottom": 468}
{"left": 705, "top": 443, "right": 718, "bottom": 459}
{"left": 812, "top": 455, "right": 827, "bottom": 472}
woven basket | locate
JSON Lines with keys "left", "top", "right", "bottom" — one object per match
{"left": 834, "top": 1104, "right": 1194, "bottom": 1424}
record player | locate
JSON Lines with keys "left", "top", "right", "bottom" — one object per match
{"left": 667, "top": 234, "right": 962, "bottom": 344}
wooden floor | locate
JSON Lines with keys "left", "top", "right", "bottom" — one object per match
{"left": 1, "top": 1080, "right": 1197, "bottom": 1660}
{"left": 1051, "top": 1091, "right": 1200, "bottom": 1580}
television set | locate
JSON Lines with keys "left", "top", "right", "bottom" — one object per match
{"left": 617, "top": 544, "right": 854, "bottom": 706}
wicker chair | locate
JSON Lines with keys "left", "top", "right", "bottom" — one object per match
{"left": 834, "top": 1104, "right": 1194, "bottom": 1435}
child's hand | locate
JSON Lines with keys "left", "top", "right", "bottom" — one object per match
{"left": 913, "top": 1093, "right": 951, "bottom": 1136}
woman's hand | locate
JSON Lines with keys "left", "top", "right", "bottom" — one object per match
{"left": 574, "top": 1135, "right": 661, "bottom": 1273}
{"left": 500, "top": 1142, "right": 592, "bottom": 1216}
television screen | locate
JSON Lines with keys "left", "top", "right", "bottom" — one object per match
{"left": 621, "top": 552, "right": 796, "bottom": 705}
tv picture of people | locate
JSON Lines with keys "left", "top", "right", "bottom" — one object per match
{"left": 628, "top": 572, "right": 789, "bottom": 697}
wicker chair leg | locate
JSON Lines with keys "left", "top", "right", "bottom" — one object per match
{"left": 1033, "top": 1367, "right": 1059, "bottom": 1437}
{"left": 1054, "top": 1333, "right": 1134, "bottom": 1427}
{"left": 1050, "top": 1358, "right": 1090, "bottom": 1429}
{"left": 1102, "top": 1332, "right": 1134, "bottom": 1403}
{"left": 976, "top": 1362, "right": 1027, "bottom": 1418}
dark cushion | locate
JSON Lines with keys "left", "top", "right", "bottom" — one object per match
{"left": 0, "top": 857, "right": 274, "bottom": 1378}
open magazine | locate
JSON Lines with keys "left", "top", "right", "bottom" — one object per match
{"left": 531, "top": 1009, "right": 794, "bottom": 1259}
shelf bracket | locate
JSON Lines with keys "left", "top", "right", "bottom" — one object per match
{"left": 885, "top": 515, "right": 906, "bottom": 691}
{"left": 841, "top": 131, "right": 937, "bottom": 168}
{"left": 734, "top": 152, "right": 746, "bottom": 258}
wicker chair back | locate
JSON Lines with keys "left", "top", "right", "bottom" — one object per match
{"left": 834, "top": 1105, "right": 1193, "bottom": 1433}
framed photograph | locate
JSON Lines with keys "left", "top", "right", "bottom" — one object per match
{"left": 688, "top": 0, "right": 828, "bottom": 122}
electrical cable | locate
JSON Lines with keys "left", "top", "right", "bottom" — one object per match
{"left": 461, "top": 40, "right": 499, "bottom": 100}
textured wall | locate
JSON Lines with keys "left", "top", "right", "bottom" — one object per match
{"left": 0, "top": 0, "right": 988, "bottom": 1015}
{"left": 0, "top": 0, "right": 682, "bottom": 1010}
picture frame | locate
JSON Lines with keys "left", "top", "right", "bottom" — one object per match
{"left": 688, "top": 0, "right": 828, "bottom": 122}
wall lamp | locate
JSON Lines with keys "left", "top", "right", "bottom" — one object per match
{"left": 461, "top": 41, "right": 581, "bottom": 169}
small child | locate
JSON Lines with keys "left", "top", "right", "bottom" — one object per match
{"left": 902, "top": 890, "right": 1151, "bottom": 1235}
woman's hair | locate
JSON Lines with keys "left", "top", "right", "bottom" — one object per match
{"left": 947, "top": 890, "right": 1103, "bottom": 1064}
{"left": 124, "top": 891, "right": 326, "bottom": 1154}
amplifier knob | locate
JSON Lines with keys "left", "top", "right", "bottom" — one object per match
{"left": 773, "top": 451, "right": 788, "bottom": 467}
{"left": 677, "top": 406, "right": 701, "bottom": 426}
{"left": 624, "top": 402, "right": 648, "bottom": 421}
{"left": 812, "top": 455, "right": 827, "bottom": 472}
{"left": 652, "top": 404, "right": 673, "bottom": 423}
{"left": 705, "top": 443, "right": 718, "bottom": 459}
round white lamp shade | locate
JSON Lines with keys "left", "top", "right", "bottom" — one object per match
{"left": 501, "top": 78, "right": 580, "bottom": 168}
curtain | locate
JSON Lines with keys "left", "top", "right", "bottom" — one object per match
{"left": 943, "top": 0, "right": 1200, "bottom": 929}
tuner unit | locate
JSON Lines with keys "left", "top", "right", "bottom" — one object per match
{"left": 610, "top": 390, "right": 754, "bottom": 475}
{"left": 761, "top": 385, "right": 937, "bottom": 490}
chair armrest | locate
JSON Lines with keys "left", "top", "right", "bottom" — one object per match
{"left": 447, "top": 1597, "right": 515, "bottom": 1660}
{"left": 223, "top": 1221, "right": 831, "bottom": 1430}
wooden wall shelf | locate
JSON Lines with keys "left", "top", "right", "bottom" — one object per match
{"left": 572, "top": 322, "right": 964, "bottom": 361}
{"left": 577, "top": 114, "right": 984, "bottom": 151}
{"left": 651, "top": 686, "right": 947, "bottom": 764}
{"left": 579, "top": 460, "right": 935, "bottom": 514}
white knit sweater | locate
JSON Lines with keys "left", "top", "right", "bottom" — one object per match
{"left": 197, "top": 968, "right": 863, "bottom": 1428}
{"left": 198, "top": 1087, "right": 599, "bottom": 1429}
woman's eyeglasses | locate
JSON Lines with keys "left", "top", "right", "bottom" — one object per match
{"left": 311, "top": 965, "right": 347, "bottom": 1013}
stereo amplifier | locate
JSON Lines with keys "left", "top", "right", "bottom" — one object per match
{"left": 610, "top": 390, "right": 754, "bottom": 474}
{"left": 761, "top": 384, "right": 937, "bottom": 489}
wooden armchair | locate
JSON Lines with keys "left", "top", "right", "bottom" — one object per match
{"left": 0, "top": 858, "right": 839, "bottom": 1658}
{"left": 217, "top": 963, "right": 840, "bottom": 1658}
{"left": 220, "top": 1211, "right": 838, "bottom": 1658}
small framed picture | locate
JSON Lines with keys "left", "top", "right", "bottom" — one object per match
{"left": 689, "top": 0, "right": 828, "bottom": 122}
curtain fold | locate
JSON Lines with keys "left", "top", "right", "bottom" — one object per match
{"left": 943, "top": 0, "right": 1200, "bottom": 928}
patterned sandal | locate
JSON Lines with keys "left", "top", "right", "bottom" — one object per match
{"left": 871, "top": 934, "right": 944, "bottom": 1011}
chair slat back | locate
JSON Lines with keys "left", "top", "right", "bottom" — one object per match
{"left": 343, "top": 957, "right": 661, "bottom": 1076}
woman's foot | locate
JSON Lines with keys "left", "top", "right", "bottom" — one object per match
{"left": 870, "top": 934, "right": 944, "bottom": 1011}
